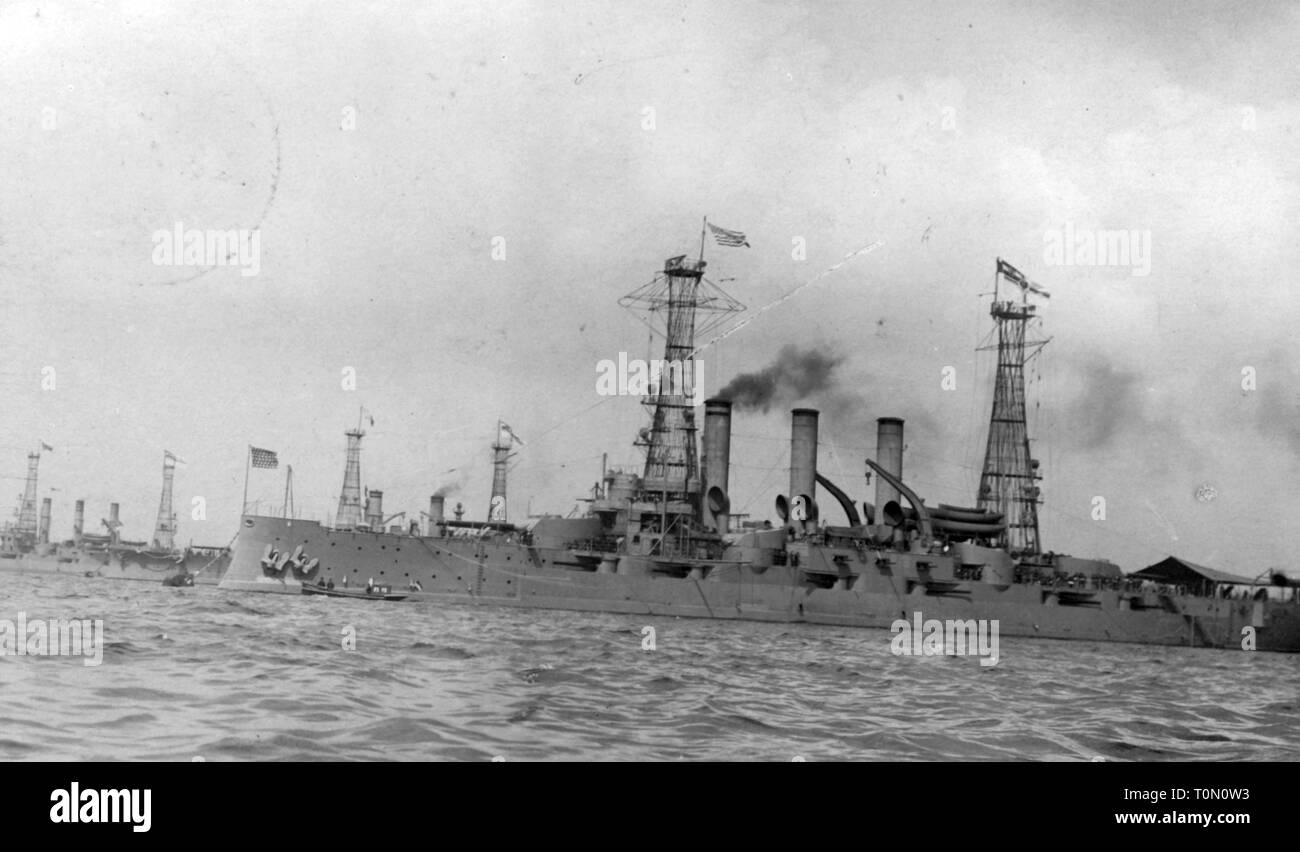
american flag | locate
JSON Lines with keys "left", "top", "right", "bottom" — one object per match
{"left": 250, "top": 446, "right": 279, "bottom": 469}
{"left": 707, "top": 222, "right": 750, "bottom": 248}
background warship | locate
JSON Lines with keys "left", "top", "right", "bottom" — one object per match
{"left": 219, "top": 248, "right": 1300, "bottom": 652}
{"left": 0, "top": 448, "right": 230, "bottom": 585}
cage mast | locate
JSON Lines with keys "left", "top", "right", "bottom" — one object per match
{"left": 977, "top": 258, "right": 1050, "bottom": 555}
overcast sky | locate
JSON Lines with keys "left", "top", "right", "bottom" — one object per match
{"left": 2, "top": 0, "right": 1297, "bottom": 577}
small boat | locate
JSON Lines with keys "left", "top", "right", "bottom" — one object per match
{"left": 301, "top": 583, "right": 407, "bottom": 602}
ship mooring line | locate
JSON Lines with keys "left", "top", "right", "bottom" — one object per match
{"left": 190, "top": 531, "right": 240, "bottom": 575}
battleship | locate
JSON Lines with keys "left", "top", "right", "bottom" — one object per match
{"left": 219, "top": 248, "right": 1300, "bottom": 653}
{"left": 0, "top": 449, "right": 231, "bottom": 585}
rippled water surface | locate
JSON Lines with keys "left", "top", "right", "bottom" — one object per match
{"left": 1, "top": 574, "right": 1297, "bottom": 761}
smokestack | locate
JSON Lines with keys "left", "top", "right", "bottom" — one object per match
{"left": 109, "top": 502, "right": 121, "bottom": 544}
{"left": 38, "top": 498, "right": 51, "bottom": 544}
{"left": 702, "top": 398, "right": 733, "bottom": 533}
{"left": 365, "top": 490, "right": 383, "bottom": 529}
{"left": 428, "top": 494, "right": 445, "bottom": 534}
{"left": 876, "top": 418, "right": 904, "bottom": 512}
{"left": 73, "top": 499, "right": 84, "bottom": 541}
{"left": 789, "top": 408, "right": 819, "bottom": 534}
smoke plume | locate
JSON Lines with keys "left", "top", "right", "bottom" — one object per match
{"left": 432, "top": 467, "right": 467, "bottom": 497}
{"left": 718, "top": 345, "right": 844, "bottom": 411}
{"left": 1255, "top": 350, "right": 1300, "bottom": 460}
{"left": 1063, "top": 352, "right": 1141, "bottom": 450}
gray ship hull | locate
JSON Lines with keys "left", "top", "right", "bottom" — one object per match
{"left": 221, "top": 515, "right": 1300, "bottom": 653}
{"left": 0, "top": 544, "right": 230, "bottom": 585}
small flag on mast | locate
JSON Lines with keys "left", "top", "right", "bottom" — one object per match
{"left": 39, "top": 441, "right": 53, "bottom": 452}
{"left": 250, "top": 447, "right": 279, "bottom": 469}
{"left": 707, "top": 222, "right": 750, "bottom": 248}
{"left": 499, "top": 423, "right": 526, "bottom": 447}
{"left": 997, "top": 258, "right": 1050, "bottom": 298}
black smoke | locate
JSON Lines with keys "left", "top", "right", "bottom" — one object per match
{"left": 718, "top": 345, "right": 844, "bottom": 411}
{"left": 433, "top": 468, "right": 466, "bottom": 497}
{"left": 1255, "top": 350, "right": 1300, "bottom": 460}
{"left": 1064, "top": 352, "right": 1141, "bottom": 450}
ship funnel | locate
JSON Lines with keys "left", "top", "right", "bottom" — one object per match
{"left": 365, "top": 490, "right": 384, "bottom": 529}
{"left": 73, "top": 499, "right": 85, "bottom": 541}
{"left": 875, "top": 418, "right": 904, "bottom": 512}
{"left": 788, "top": 408, "right": 819, "bottom": 535}
{"left": 428, "top": 494, "right": 445, "bottom": 534}
{"left": 702, "top": 398, "right": 733, "bottom": 533}
{"left": 107, "top": 502, "right": 121, "bottom": 544}
{"left": 38, "top": 498, "right": 51, "bottom": 544}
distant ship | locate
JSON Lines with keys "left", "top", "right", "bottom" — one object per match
{"left": 220, "top": 244, "right": 1300, "bottom": 653}
{"left": 0, "top": 449, "right": 230, "bottom": 585}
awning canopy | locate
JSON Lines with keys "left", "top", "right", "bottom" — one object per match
{"left": 1131, "top": 556, "right": 1261, "bottom": 586}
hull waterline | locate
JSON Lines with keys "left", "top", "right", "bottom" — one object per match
{"left": 221, "top": 515, "right": 1300, "bottom": 653}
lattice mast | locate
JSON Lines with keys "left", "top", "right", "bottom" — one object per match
{"left": 489, "top": 419, "right": 511, "bottom": 522}
{"left": 152, "top": 450, "right": 179, "bottom": 550}
{"left": 336, "top": 409, "right": 368, "bottom": 529}
{"left": 977, "top": 258, "right": 1050, "bottom": 556}
{"left": 619, "top": 221, "right": 744, "bottom": 514}
{"left": 17, "top": 448, "right": 41, "bottom": 541}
